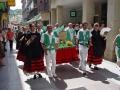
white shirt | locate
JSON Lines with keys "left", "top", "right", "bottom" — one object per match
{"left": 41, "top": 32, "right": 58, "bottom": 44}
{"left": 77, "top": 28, "right": 92, "bottom": 39}
{"left": 65, "top": 27, "right": 75, "bottom": 40}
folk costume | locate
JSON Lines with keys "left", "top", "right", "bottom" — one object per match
{"left": 41, "top": 26, "right": 58, "bottom": 78}
{"left": 17, "top": 32, "right": 28, "bottom": 62}
{"left": 87, "top": 30, "right": 106, "bottom": 69}
{"left": 65, "top": 27, "right": 76, "bottom": 44}
{"left": 23, "top": 31, "right": 44, "bottom": 78}
{"left": 16, "top": 29, "right": 23, "bottom": 50}
{"left": 114, "top": 34, "right": 120, "bottom": 67}
{"left": 77, "top": 28, "right": 91, "bottom": 73}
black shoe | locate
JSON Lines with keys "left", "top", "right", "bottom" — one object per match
{"left": 89, "top": 64, "right": 92, "bottom": 69}
{"left": 94, "top": 66, "right": 99, "bottom": 70}
{"left": 37, "top": 74, "right": 42, "bottom": 78}
{"left": 33, "top": 74, "right": 37, "bottom": 79}
{"left": 83, "top": 72, "right": 87, "bottom": 76}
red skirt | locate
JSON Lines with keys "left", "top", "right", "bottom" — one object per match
{"left": 23, "top": 57, "right": 45, "bottom": 73}
{"left": 17, "top": 51, "right": 26, "bottom": 62}
{"left": 87, "top": 46, "right": 103, "bottom": 65}
{"left": 56, "top": 47, "right": 79, "bottom": 64}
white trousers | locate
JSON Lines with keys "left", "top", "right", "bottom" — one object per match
{"left": 79, "top": 45, "right": 88, "bottom": 71}
{"left": 45, "top": 50, "right": 56, "bottom": 76}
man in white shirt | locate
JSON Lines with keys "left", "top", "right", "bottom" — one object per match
{"left": 41, "top": 25, "right": 58, "bottom": 78}
{"left": 77, "top": 22, "right": 92, "bottom": 76}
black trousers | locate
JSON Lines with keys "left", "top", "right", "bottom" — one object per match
{"left": 8, "top": 40, "right": 13, "bottom": 50}
{"left": 2, "top": 41, "right": 6, "bottom": 51}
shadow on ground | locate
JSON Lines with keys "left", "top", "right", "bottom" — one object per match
{"left": 26, "top": 77, "right": 67, "bottom": 90}
{"left": 86, "top": 68, "right": 120, "bottom": 84}
{"left": 56, "top": 64, "right": 83, "bottom": 79}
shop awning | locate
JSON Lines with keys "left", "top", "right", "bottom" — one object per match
{"left": 20, "top": 20, "right": 28, "bottom": 25}
{"left": 27, "top": 14, "right": 41, "bottom": 23}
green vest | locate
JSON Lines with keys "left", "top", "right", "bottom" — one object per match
{"left": 53, "top": 28, "right": 59, "bottom": 37}
{"left": 115, "top": 35, "right": 120, "bottom": 58}
{"left": 66, "top": 29, "right": 76, "bottom": 43}
{"left": 115, "top": 35, "right": 120, "bottom": 47}
{"left": 43, "top": 33, "right": 56, "bottom": 50}
{"left": 78, "top": 31, "right": 90, "bottom": 47}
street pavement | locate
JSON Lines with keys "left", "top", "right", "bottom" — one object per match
{"left": 0, "top": 43, "right": 120, "bottom": 90}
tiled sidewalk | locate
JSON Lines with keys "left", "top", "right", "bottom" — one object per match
{"left": 0, "top": 43, "right": 120, "bottom": 90}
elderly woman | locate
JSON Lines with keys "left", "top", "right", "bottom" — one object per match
{"left": 87, "top": 23, "right": 106, "bottom": 70}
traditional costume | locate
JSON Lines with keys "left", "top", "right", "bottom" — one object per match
{"left": 41, "top": 26, "right": 57, "bottom": 77}
{"left": 114, "top": 34, "right": 120, "bottom": 67}
{"left": 16, "top": 30, "right": 23, "bottom": 50}
{"left": 77, "top": 28, "right": 91, "bottom": 73}
{"left": 23, "top": 31, "right": 44, "bottom": 78}
{"left": 87, "top": 30, "right": 106, "bottom": 68}
{"left": 17, "top": 32, "right": 28, "bottom": 62}
{"left": 65, "top": 28, "right": 76, "bottom": 44}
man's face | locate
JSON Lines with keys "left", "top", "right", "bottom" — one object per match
{"left": 69, "top": 24, "right": 73, "bottom": 28}
{"left": 83, "top": 23, "right": 88, "bottom": 30}
{"left": 94, "top": 24, "right": 100, "bottom": 30}
{"left": 48, "top": 27, "right": 53, "bottom": 33}
{"left": 37, "top": 25, "right": 41, "bottom": 30}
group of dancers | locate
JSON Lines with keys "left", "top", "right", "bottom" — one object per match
{"left": 16, "top": 22, "right": 109, "bottom": 79}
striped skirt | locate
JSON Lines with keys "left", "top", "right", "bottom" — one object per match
{"left": 17, "top": 51, "right": 26, "bottom": 62}
{"left": 23, "top": 57, "right": 45, "bottom": 73}
{"left": 87, "top": 46, "right": 103, "bottom": 65}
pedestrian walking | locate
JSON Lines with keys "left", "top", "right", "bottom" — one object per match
{"left": 6, "top": 28, "right": 14, "bottom": 51}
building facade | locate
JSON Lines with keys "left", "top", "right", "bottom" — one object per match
{"left": 21, "top": 0, "right": 50, "bottom": 25}
{"left": 21, "top": 0, "right": 120, "bottom": 61}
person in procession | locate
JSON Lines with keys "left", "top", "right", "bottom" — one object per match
{"left": 36, "top": 24, "right": 44, "bottom": 36}
{"left": 65, "top": 23, "right": 76, "bottom": 44}
{"left": 87, "top": 23, "right": 106, "bottom": 70}
{"left": 114, "top": 28, "right": 120, "bottom": 67}
{"left": 74, "top": 24, "right": 80, "bottom": 35}
{"left": 17, "top": 26, "right": 28, "bottom": 62}
{"left": 41, "top": 25, "right": 58, "bottom": 78}
{"left": 77, "top": 22, "right": 91, "bottom": 75}
{"left": 15, "top": 26, "right": 23, "bottom": 50}
{"left": 23, "top": 24, "right": 44, "bottom": 79}
{"left": 53, "top": 23, "right": 60, "bottom": 38}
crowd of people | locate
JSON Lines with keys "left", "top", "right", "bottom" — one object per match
{"left": 0, "top": 27, "right": 14, "bottom": 67}
{"left": 0, "top": 22, "right": 120, "bottom": 79}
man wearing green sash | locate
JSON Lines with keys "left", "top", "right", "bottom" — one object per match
{"left": 65, "top": 23, "right": 76, "bottom": 44}
{"left": 41, "top": 25, "right": 58, "bottom": 78}
{"left": 77, "top": 22, "right": 91, "bottom": 75}
{"left": 114, "top": 29, "right": 120, "bottom": 67}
